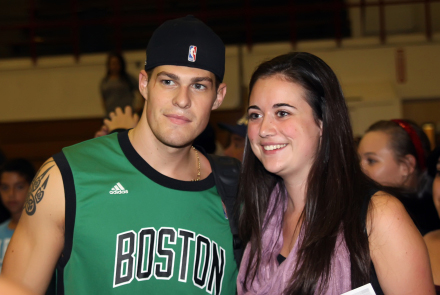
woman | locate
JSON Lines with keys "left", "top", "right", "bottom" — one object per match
{"left": 358, "top": 120, "right": 440, "bottom": 234}
{"left": 237, "top": 52, "right": 434, "bottom": 294}
{"left": 358, "top": 120, "right": 430, "bottom": 192}
{"left": 100, "top": 52, "right": 138, "bottom": 116}
{"left": 424, "top": 147, "right": 440, "bottom": 293}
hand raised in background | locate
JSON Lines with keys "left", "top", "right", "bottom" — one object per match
{"left": 94, "top": 106, "right": 140, "bottom": 138}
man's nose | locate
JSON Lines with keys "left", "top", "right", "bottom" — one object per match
{"left": 172, "top": 87, "right": 191, "bottom": 109}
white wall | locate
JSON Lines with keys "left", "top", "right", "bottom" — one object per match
{"left": 347, "top": 0, "right": 440, "bottom": 37}
{"left": 1, "top": 33, "right": 440, "bottom": 137}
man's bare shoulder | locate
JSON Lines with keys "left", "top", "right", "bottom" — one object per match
{"left": 21, "top": 157, "right": 65, "bottom": 226}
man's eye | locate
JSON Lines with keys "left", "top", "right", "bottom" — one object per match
{"left": 162, "top": 80, "right": 175, "bottom": 86}
{"left": 193, "top": 84, "right": 206, "bottom": 90}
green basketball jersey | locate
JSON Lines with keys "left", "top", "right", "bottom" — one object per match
{"left": 53, "top": 131, "right": 238, "bottom": 295}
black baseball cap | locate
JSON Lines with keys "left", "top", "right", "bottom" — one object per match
{"left": 145, "top": 15, "right": 225, "bottom": 82}
{"left": 218, "top": 114, "right": 248, "bottom": 138}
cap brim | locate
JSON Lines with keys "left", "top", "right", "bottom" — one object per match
{"left": 218, "top": 123, "right": 247, "bottom": 138}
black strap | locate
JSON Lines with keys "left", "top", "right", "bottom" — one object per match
{"left": 361, "top": 186, "right": 384, "bottom": 295}
{"left": 207, "top": 154, "right": 243, "bottom": 268}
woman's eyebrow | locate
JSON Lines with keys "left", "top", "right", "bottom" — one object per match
{"left": 273, "top": 103, "right": 296, "bottom": 109}
{"left": 247, "top": 105, "right": 260, "bottom": 111}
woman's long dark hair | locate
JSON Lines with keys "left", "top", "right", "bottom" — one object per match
{"left": 104, "top": 52, "right": 135, "bottom": 91}
{"left": 238, "top": 52, "right": 376, "bottom": 294}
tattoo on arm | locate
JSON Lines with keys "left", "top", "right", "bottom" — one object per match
{"left": 25, "top": 161, "right": 55, "bottom": 216}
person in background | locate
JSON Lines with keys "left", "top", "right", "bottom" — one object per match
{"left": 424, "top": 147, "right": 440, "bottom": 294}
{"left": 0, "top": 150, "right": 8, "bottom": 224}
{"left": 100, "top": 52, "right": 139, "bottom": 116}
{"left": 358, "top": 119, "right": 440, "bottom": 234}
{"left": 236, "top": 52, "right": 434, "bottom": 294}
{"left": 94, "top": 105, "right": 140, "bottom": 137}
{"left": 218, "top": 115, "right": 247, "bottom": 162}
{"left": 358, "top": 120, "right": 430, "bottom": 192}
{"left": 0, "top": 158, "right": 35, "bottom": 272}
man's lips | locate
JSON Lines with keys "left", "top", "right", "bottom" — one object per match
{"left": 165, "top": 114, "right": 192, "bottom": 124}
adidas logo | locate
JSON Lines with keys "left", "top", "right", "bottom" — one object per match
{"left": 109, "top": 182, "right": 128, "bottom": 194}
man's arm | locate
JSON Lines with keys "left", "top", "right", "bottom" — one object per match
{"left": 1, "top": 158, "right": 65, "bottom": 295}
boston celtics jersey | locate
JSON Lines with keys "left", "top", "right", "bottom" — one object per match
{"left": 53, "top": 131, "right": 238, "bottom": 295}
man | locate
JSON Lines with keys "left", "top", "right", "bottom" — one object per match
{"left": 218, "top": 115, "right": 248, "bottom": 162}
{"left": 2, "top": 16, "right": 238, "bottom": 295}
{"left": 0, "top": 159, "right": 35, "bottom": 272}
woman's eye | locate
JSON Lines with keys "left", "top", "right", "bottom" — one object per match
{"left": 276, "top": 110, "right": 289, "bottom": 117}
{"left": 248, "top": 113, "right": 261, "bottom": 120}
{"left": 366, "top": 158, "right": 376, "bottom": 165}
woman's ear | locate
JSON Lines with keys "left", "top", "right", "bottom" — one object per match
{"left": 319, "top": 120, "right": 323, "bottom": 137}
{"left": 399, "top": 154, "right": 417, "bottom": 179}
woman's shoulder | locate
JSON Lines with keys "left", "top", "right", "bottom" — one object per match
{"left": 366, "top": 190, "right": 418, "bottom": 242}
{"left": 367, "top": 191, "right": 435, "bottom": 294}
{"left": 368, "top": 191, "right": 407, "bottom": 222}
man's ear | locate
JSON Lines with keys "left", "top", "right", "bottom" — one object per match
{"left": 212, "top": 83, "right": 227, "bottom": 110}
{"left": 139, "top": 70, "right": 149, "bottom": 100}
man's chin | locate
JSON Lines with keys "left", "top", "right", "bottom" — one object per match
{"left": 158, "top": 138, "right": 195, "bottom": 149}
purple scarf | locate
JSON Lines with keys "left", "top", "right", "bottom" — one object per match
{"left": 237, "top": 188, "right": 351, "bottom": 295}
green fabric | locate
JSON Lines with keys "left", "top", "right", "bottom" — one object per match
{"left": 60, "top": 133, "right": 237, "bottom": 294}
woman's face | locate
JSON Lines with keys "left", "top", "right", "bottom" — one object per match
{"left": 247, "top": 76, "right": 321, "bottom": 182}
{"left": 109, "top": 56, "right": 121, "bottom": 76}
{"left": 358, "top": 131, "right": 407, "bottom": 187}
{"left": 433, "top": 158, "right": 440, "bottom": 216}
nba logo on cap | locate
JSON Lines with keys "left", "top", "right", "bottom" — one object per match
{"left": 188, "top": 45, "right": 197, "bottom": 62}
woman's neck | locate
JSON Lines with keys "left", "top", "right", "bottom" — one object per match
{"left": 284, "top": 179, "right": 307, "bottom": 214}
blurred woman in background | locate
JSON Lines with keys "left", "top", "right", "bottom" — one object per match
{"left": 100, "top": 52, "right": 139, "bottom": 116}
{"left": 358, "top": 120, "right": 440, "bottom": 234}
